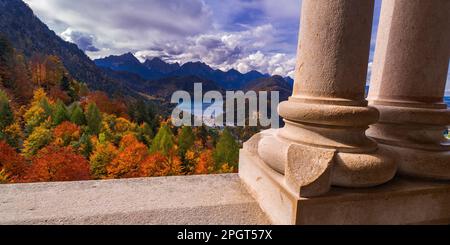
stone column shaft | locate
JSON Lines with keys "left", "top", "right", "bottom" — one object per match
{"left": 292, "top": 0, "right": 373, "bottom": 104}
{"left": 246, "top": 0, "right": 396, "bottom": 197}
{"left": 279, "top": 0, "right": 379, "bottom": 151}
{"left": 368, "top": 0, "right": 450, "bottom": 180}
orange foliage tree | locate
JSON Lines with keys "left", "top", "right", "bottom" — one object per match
{"left": 107, "top": 134, "right": 148, "bottom": 178}
{"left": 53, "top": 121, "right": 81, "bottom": 146}
{"left": 140, "top": 152, "right": 182, "bottom": 177}
{"left": 22, "top": 144, "right": 91, "bottom": 182}
{"left": 140, "top": 152, "right": 168, "bottom": 177}
{"left": 0, "top": 141, "right": 27, "bottom": 182}
{"left": 194, "top": 149, "right": 214, "bottom": 175}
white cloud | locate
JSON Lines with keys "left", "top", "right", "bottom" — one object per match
{"left": 135, "top": 24, "right": 296, "bottom": 76}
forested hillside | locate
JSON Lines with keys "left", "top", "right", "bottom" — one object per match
{"left": 0, "top": 35, "right": 240, "bottom": 183}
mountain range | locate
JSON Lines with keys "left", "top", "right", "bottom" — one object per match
{"left": 95, "top": 53, "right": 294, "bottom": 91}
{"left": 0, "top": 0, "right": 294, "bottom": 104}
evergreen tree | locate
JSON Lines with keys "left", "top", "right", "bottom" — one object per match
{"left": 197, "top": 125, "right": 209, "bottom": 145}
{"left": 130, "top": 100, "right": 157, "bottom": 130}
{"left": 137, "top": 122, "right": 153, "bottom": 146}
{"left": 60, "top": 75, "right": 71, "bottom": 91}
{"left": 39, "top": 96, "right": 54, "bottom": 116}
{"left": 0, "top": 36, "right": 14, "bottom": 87}
{"left": 52, "top": 100, "right": 69, "bottom": 125}
{"left": 78, "top": 133, "right": 93, "bottom": 158}
{"left": 213, "top": 128, "right": 240, "bottom": 170}
{"left": 70, "top": 104, "right": 86, "bottom": 126}
{"left": 150, "top": 123, "right": 175, "bottom": 156}
{"left": 78, "top": 82, "right": 89, "bottom": 97}
{"left": 178, "top": 126, "right": 195, "bottom": 160}
{"left": 0, "top": 90, "right": 14, "bottom": 131}
{"left": 85, "top": 103, "right": 102, "bottom": 135}
{"left": 60, "top": 75, "right": 77, "bottom": 101}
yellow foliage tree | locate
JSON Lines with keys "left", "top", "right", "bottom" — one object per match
{"left": 89, "top": 141, "right": 118, "bottom": 179}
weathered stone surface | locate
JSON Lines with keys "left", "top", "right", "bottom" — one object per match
{"left": 239, "top": 149, "right": 299, "bottom": 225}
{"left": 382, "top": 145, "right": 450, "bottom": 180}
{"left": 297, "top": 178, "right": 450, "bottom": 225}
{"left": 333, "top": 147, "right": 397, "bottom": 187}
{"left": 1, "top": 171, "right": 449, "bottom": 225}
{"left": 0, "top": 174, "right": 270, "bottom": 225}
{"left": 285, "top": 143, "right": 334, "bottom": 197}
{"left": 257, "top": 130, "right": 289, "bottom": 174}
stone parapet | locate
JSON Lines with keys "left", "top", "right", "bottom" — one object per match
{"left": 0, "top": 174, "right": 270, "bottom": 225}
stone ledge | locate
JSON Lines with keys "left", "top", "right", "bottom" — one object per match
{"left": 0, "top": 174, "right": 270, "bottom": 225}
{"left": 2, "top": 169, "right": 450, "bottom": 225}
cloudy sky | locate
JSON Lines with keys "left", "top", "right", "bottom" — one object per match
{"left": 22, "top": 0, "right": 449, "bottom": 90}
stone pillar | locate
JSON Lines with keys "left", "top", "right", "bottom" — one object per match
{"left": 368, "top": 0, "right": 450, "bottom": 180}
{"left": 239, "top": 0, "right": 396, "bottom": 224}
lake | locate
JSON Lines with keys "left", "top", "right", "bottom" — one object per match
{"left": 178, "top": 91, "right": 450, "bottom": 118}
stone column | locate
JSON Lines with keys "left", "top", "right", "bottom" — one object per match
{"left": 274, "top": 0, "right": 396, "bottom": 192}
{"left": 239, "top": 0, "right": 397, "bottom": 224}
{"left": 368, "top": 0, "right": 450, "bottom": 179}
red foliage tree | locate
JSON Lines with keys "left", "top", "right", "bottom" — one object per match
{"left": 0, "top": 141, "right": 27, "bottom": 182}
{"left": 82, "top": 91, "right": 129, "bottom": 119}
{"left": 22, "top": 144, "right": 91, "bottom": 182}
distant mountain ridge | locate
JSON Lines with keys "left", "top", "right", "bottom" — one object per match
{"left": 144, "top": 57, "right": 180, "bottom": 74}
{"left": 94, "top": 53, "right": 293, "bottom": 91}
{"left": 95, "top": 53, "right": 165, "bottom": 80}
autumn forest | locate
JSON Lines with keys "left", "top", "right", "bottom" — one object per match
{"left": 0, "top": 36, "right": 242, "bottom": 184}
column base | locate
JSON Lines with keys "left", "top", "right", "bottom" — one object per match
{"left": 239, "top": 149, "right": 450, "bottom": 224}
{"left": 251, "top": 129, "right": 396, "bottom": 194}
{"left": 380, "top": 144, "right": 450, "bottom": 180}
